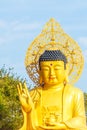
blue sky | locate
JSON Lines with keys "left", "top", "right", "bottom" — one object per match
{"left": 0, "top": 0, "right": 87, "bottom": 92}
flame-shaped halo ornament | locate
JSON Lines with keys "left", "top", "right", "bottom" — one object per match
{"left": 25, "top": 18, "right": 84, "bottom": 85}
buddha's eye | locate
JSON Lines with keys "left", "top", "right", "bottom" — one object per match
{"left": 54, "top": 67, "right": 61, "bottom": 70}
{"left": 54, "top": 66, "right": 63, "bottom": 70}
{"left": 41, "top": 67, "right": 49, "bottom": 71}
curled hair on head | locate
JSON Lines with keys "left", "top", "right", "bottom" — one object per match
{"left": 39, "top": 50, "right": 68, "bottom": 69}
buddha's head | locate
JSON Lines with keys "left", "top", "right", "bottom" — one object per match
{"left": 39, "top": 50, "right": 68, "bottom": 86}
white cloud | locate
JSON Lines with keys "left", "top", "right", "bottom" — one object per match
{"left": 0, "top": 19, "right": 42, "bottom": 46}
{"left": 0, "top": 37, "right": 6, "bottom": 45}
{"left": 13, "top": 22, "right": 41, "bottom": 31}
{"left": 77, "top": 37, "right": 87, "bottom": 47}
{"left": 76, "top": 37, "right": 87, "bottom": 63}
{"left": 64, "top": 24, "right": 87, "bottom": 32}
{"left": 0, "top": 19, "right": 41, "bottom": 31}
{"left": 0, "top": 20, "right": 7, "bottom": 28}
{"left": 83, "top": 50, "right": 87, "bottom": 63}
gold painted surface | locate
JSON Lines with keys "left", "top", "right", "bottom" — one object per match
{"left": 17, "top": 19, "right": 87, "bottom": 130}
{"left": 25, "top": 18, "right": 84, "bottom": 85}
{"left": 17, "top": 60, "right": 87, "bottom": 130}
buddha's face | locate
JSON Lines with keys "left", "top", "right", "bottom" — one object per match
{"left": 40, "top": 61, "right": 66, "bottom": 86}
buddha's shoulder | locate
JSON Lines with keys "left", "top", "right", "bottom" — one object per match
{"left": 65, "top": 84, "right": 84, "bottom": 95}
{"left": 29, "top": 86, "right": 42, "bottom": 94}
{"left": 29, "top": 86, "right": 42, "bottom": 101}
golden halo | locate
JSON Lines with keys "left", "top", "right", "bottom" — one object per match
{"left": 25, "top": 18, "right": 84, "bottom": 85}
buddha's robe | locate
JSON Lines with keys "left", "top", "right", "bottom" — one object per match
{"left": 20, "top": 84, "right": 87, "bottom": 130}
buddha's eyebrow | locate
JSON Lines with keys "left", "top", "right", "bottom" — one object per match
{"left": 41, "top": 65, "right": 49, "bottom": 67}
{"left": 54, "top": 64, "right": 64, "bottom": 67}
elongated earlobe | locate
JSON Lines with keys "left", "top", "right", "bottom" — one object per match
{"left": 39, "top": 76, "right": 44, "bottom": 86}
{"left": 64, "top": 64, "right": 69, "bottom": 85}
{"left": 39, "top": 76, "right": 42, "bottom": 84}
{"left": 39, "top": 70, "right": 44, "bottom": 86}
{"left": 38, "top": 70, "right": 42, "bottom": 84}
{"left": 64, "top": 74, "right": 69, "bottom": 86}
{"left": 65, "top": 74, "right": 69, "bottom": 82}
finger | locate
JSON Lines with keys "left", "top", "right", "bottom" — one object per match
{"left": 17, "top": 84, "right": 21, "bottom": 95}
{"left": 19, "top": 82, "right": 23, "bottom": 94}
{"left": 24, "top": 82, "right": 30, "bottom": 97}
{"left": 22, "top": 88, "right": 26, "bottom": 94}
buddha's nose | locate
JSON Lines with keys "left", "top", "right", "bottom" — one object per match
{"left": 50, "top": 68, "right": 55, "bottom": 76}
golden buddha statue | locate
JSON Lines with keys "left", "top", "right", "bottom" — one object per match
{"left": 17, "top": 18, "right": 87, "bottom": 130}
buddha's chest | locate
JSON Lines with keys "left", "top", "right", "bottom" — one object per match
{"left": 41, "top": 90, "right": 63, "bottom": 109}
{"left": 35, "top": 89, "right": 74, "bottom": 125}
{"left": 36, "top": 90, "right": 64, "bottom": 124}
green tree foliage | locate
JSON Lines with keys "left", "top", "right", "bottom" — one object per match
{"left": 0, "top": 65, "right": 87, "bottom": 130}
{"left": 84, "top": 93, "right": 87, "bottom": 122}
{"left": 0, "top": 66, "right": 26, "bottom": 130}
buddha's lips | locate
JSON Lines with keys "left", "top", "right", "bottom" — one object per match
{"left": 49, "top": 77, "right": 56, "bottom": 79}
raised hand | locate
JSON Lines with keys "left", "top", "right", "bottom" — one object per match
{"left": 17, "top": 82, "right": 34, "bottom": 112}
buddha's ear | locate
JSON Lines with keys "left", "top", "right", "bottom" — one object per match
{"left": 38, "top": 70, "right": 43, "bottom": 84}
{"left": 39, "top": 76, "right": 43, "bottom": 84}
{"left": 64, "top": 63, "right": 69, "bottom": 83}
{"left": 38, "top": 69, "right": 41, "bottom": 76}
{"left": 65, "top": 63, "right": 69, "bottom": 73}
